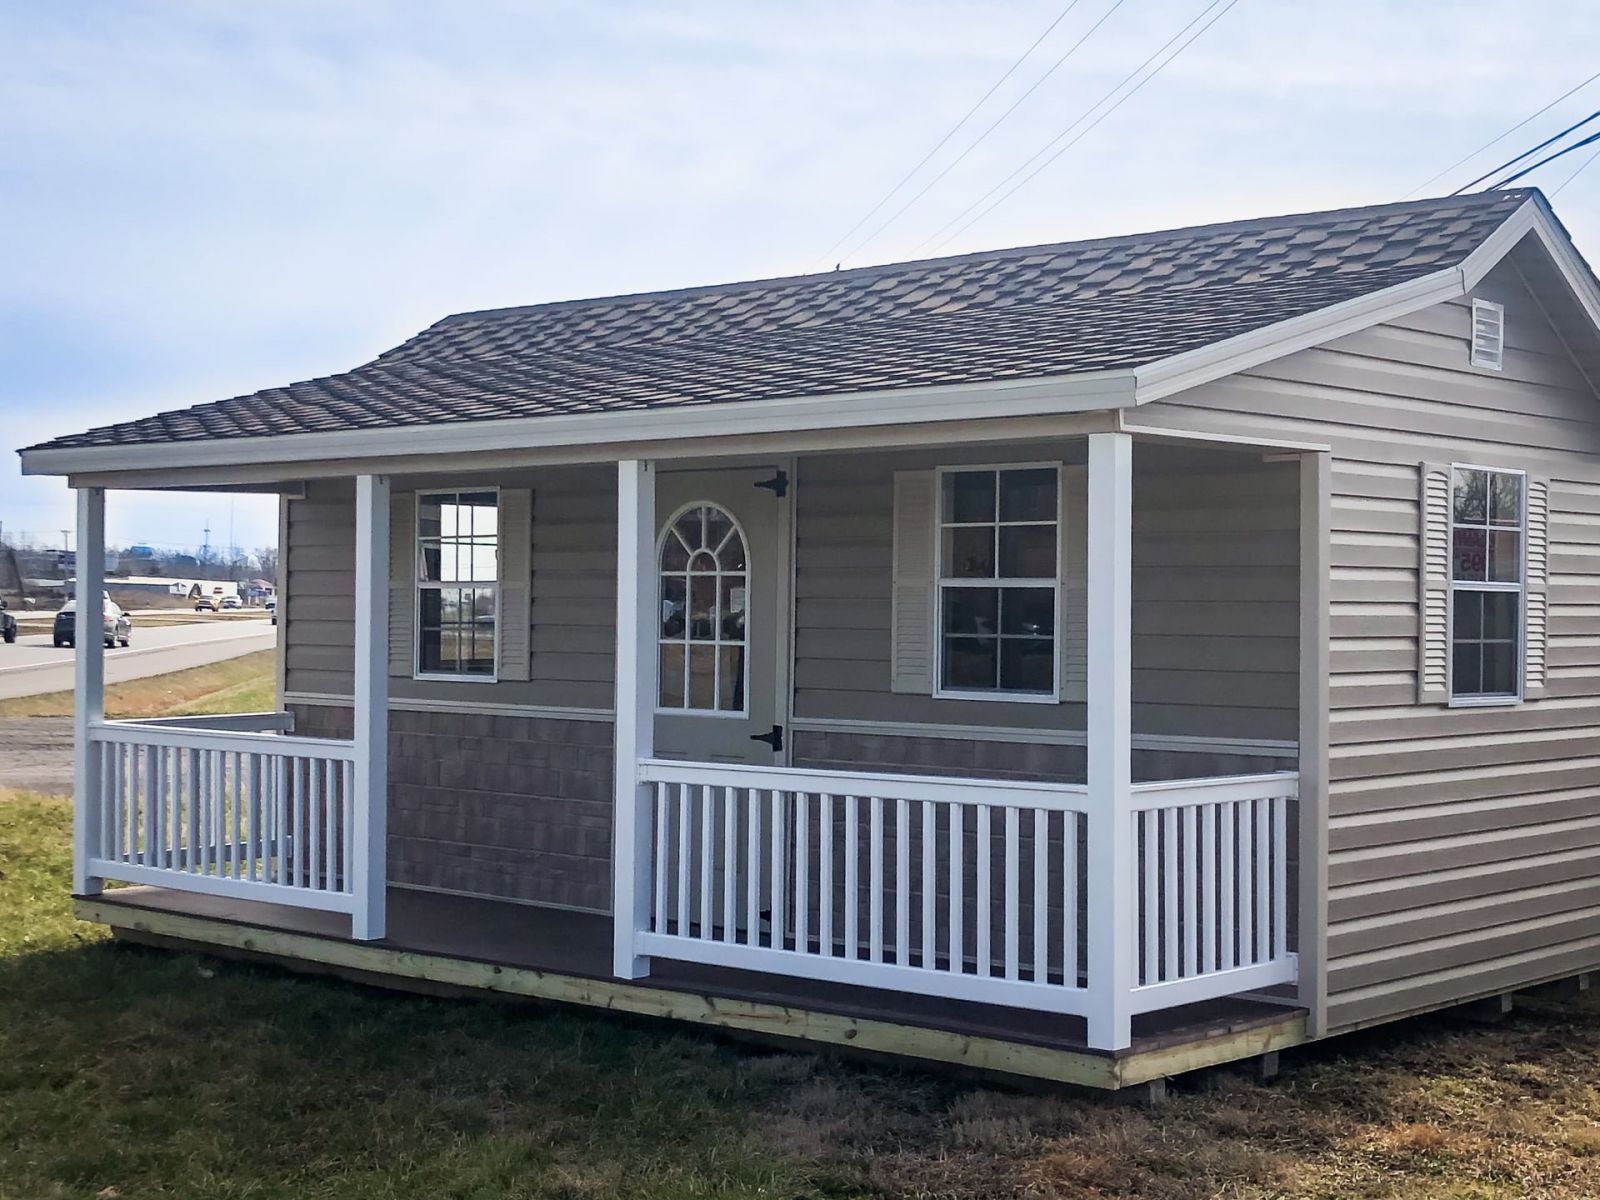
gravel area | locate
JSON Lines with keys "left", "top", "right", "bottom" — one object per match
{"left": 0, "top": 717, "right": 73, "bottom": 795}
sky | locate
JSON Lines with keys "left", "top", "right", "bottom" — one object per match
{"left": 4, "top": 0, "right": 1598, "bottom": 556}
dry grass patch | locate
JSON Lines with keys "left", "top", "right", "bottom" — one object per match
{"left": 0, "top": 650, "right": 275, "bottom": 719}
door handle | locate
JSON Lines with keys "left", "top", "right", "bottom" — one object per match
{"left": 750, "top": 725, "right": 784, "bottom": 752}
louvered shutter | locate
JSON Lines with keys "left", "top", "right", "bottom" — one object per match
{"left": 1417, "top": 462, "right": 1451, "bottom": 704}
{"left": 497, "top": 488, "right": 533, "bottom": 681}
{"left": 890, "top": 470, "right": 937, "bottom": 694}
{"left": 1059, "top": 464, "right": 1088, "bottom": 702}
{"left": 388, "top": 492, "right": 415, "bottom": 677}
{"left": 1524, "top": 476, "right": 1550, "bottom": 699}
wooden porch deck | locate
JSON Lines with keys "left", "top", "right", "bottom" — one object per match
{"left": 79, "top": 884, "right": 1305, "bottom": 1090}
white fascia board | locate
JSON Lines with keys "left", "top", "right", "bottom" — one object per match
{"left": 1131, "top": 266, "right": 1468, "bottom": 404}
{"left": 19, "top": 369, "right": 1137, "bottom": 479}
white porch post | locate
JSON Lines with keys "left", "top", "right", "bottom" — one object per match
{"left": 72, "top": 486, "right": 106, "bottom": 896}
{"left": 351, "top": 474, "right": 389, "bottom": 941}
{"left": 1085, "top": 432, "right": 1134, "bottom": 1051}
{"left": 613, "top": 459, "right": 657, "bottom": 978}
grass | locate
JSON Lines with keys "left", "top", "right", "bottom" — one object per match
{"left": 3, "top": 792, "right": 1600, "bottom": 1198}
{"left": 0, "top": 650, "right": 276, "bottom": 719}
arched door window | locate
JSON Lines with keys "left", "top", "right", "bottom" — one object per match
{"left": 659, "top": 503, "right": 748, "bottom": 712}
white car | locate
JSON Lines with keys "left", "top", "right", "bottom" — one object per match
{"left": 220, "top": 595, "right": 242, "bottom": 610}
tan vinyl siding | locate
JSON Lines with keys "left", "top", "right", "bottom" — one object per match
{"left": 283, "top": 467, "right": 618, "bottom": 710}
{"left": 1140, "top": 248, "right": 1600, "bottom": 1033}
{"left": 792, "top": 443, "right": 1298, "bottom": 742}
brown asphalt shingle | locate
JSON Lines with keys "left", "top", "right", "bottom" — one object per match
{"left": 27, "top": 190, "right": 1533, "bottom": 452}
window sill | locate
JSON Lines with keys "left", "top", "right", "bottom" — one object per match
{"left": 932, "top": 688, "right": 1060, "bottom": 705}
{"left": 413, "top": 672, "right": 500, "bottom": 685}
{"left": 1448, "top": 693, "right": 1521, "bottom": 709}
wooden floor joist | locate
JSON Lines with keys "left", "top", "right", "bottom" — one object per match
{"left": 77, "top": 897, "right": 1308, "bottom": 1091}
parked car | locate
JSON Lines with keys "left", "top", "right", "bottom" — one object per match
{"left": 220, "top": 595, "right": 242, "bottom": 610}
{"left": 53, "top": 595, "right": 131, "bottom": 649}
{"left": 194, "top": 596, "right": 215, "bottom": 612}
{"left": 0, "top": 598, "right": 15, "bottom": 644}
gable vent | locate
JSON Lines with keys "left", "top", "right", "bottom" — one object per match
{"left": 1470, "top": 298, "right": 1505, "bottom": 371}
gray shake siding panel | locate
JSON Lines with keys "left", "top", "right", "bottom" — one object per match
{"left": 1138, "top": 254, "right": 1600, "bottom": 1032}
{"left": 291, "top": 703, "right": 615, "bottom": 912}
{"left": 792, "top": 443, "right": 1298, "bottom": 743}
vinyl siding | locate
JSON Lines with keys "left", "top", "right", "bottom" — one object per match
{"left": 1138, "top": 249, "right": 1600, "bottom": 1033}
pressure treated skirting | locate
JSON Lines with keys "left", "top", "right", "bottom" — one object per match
{"left": 77, "top": 897, "right": 1305, "bottom": 1090}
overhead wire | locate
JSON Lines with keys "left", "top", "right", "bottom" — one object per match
{"left": 1485, "top": 128, "right": 1600, "bottom": 189}
{"left": 1552, "top": 139, "right": 1600, "bottom": 196}
{"left": 1404, "top": 68, "right": 1600, "bottom": 198}
{"left": 920, "top": 0, "right": 1243, "bottom": 255}
{"left": 1448, "top": 110, "right": 1600, "bottom": 194}
{"left": 809, "top": 0, "right": 1087, "bottom": 271}
{"left": 834, "top": 0, "right": 1134, "bottom": 265}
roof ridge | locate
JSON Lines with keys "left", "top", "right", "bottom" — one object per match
{"left": 419, "top": 189, "right": 1534, "bottom": 334}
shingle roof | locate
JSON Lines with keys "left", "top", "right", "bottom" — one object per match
{"left": 29, "top": 190, "right": 1534, "bottom": 452}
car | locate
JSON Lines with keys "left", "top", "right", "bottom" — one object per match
{"left": 194, "top": 596, "right": 215, "bottom": 612}
{"left": 220, "top": 595, "right": 242, "bottom": 610}
{"left": 0, "top": 598, "right": 15, "bottom": 645}
{"left": 53, "top": 594, "right": 131, "bottom": 649}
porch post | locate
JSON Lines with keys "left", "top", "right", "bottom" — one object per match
{"left": 1085, "top": 432, "right": 1134, "bottom": 1051}
{"left": 351, "top": 473, "right": 389, "bottom": 941}
{"left": 613, "top": 459, "right": 657, "bottom": 978}
{"left": 72, "top": 486, "right": 105, "bottom": 896}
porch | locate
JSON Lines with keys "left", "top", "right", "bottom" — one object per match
{"left": 68, "top": 428, "right": 1322, "bottom": 1070}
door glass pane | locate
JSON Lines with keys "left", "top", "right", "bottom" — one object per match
{"left": 659, "top": 643, "right": 686, "bottom": 707}
{"left": 657, "top": 501, "right": 749, "bottom": 712}
{"left": 689, "top": 575, "right": 716, "bottom": 640}
{"left": 717, "top": 645, "right": 744, "bottom": 711}
{"left": 661, "top": 576, "right": 686, "bottom": 638}
{"left": 687, "top": 643, "right": 716, "bottom": 709}
{"left": 719, "top": 576, "right": 747, "bottom": 640}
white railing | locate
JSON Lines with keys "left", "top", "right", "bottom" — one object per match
{"left": 1128, "top": 773, "right": 1299, "bottom": 1012}
{"left": 85, "top": 720, "right": 361, "bottom": 915}
{"left": 634, "top": 759, "right": 1092, "bottom": 1015}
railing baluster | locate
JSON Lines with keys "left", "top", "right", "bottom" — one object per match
{"left": 1200, "top": 803, "right": 1217, "bottom": 975}
{"left": 99, "top": 741, "right": 113, "bottom": 861}
{"left": 295, "top": 756, "right": 307, "bottom": 888}
{"left": 747, "top": 787, "right": 761, "bottom": 947}
{"left": 818, "top": 794, "right": 834, "bottom": 957}
{"left": 1162, "top": 806, "right": 1179, "bottom": 983}
{"left": 976, "top": 805, "right": 991, "bottom": 977}
{"left": 949, "top": 801, "right": 964, "bottom": 975}
{"left": 1220, "top": 800, "right": 1236, "bottom": 971}
{"left": 722, "top": 785, "right": 736, "bottom": 944}
{"left": 187, "top": 748, "right": 200, "bottom": 874}
{"left": 1272, "top": 794, "right": 1289, "bottom": 960}
{"left": 653, "top": 782, "right": 668, "bottom": 934}
{"left": 1032, "top": 808, "right": 1047, "bottom": 983}
{"left": 143, "top": 743, "right": 156, "bottom": 867}
{"left": 1062, "top": 811, "right": 1078, "bottom": 988}
{"left": 843, "top": 795, "right": 859, "bottom": 959}
{"left": 275, "top": 755, "right": 288, "bottom": 886}
{"left": 921, "top": 800, "right": 936, "bottom": 969}
{"left": 769, "top": 789, "right": 784, "bottom": 952}
{"left": 1182, "top": 804, "right": 1198, "bottom": 979}
{"left": 1004, "top": 806, "right": 1019, "bottom": 981}
{"left": 343, "top": 760, "right": 355, "bottom": 893}
{"left": 795, "top": 792, "right": 810, "bottom": 955}
{"left": 700, "top": 782, "right": 714, "bottom": 939}
{"left": 676, "top": 782, "right": 691, "bottom": 937}
{"left": 324, "top": 758, "right": 337, "bottom": 894}
{"left": 1142, "top": 809, "right": 1158, "bottom": 985}
{"left": 1255, "top": 796, "right": 1270, "bottom": 964}
{"left": 868, "top": 795, "right": 883, "bottom": 964}
{"left": 894, "top": 796, "right": 909, "bottom": 966}
{"left": 1237, "top": 799, "right": 1255, "bottom": 965}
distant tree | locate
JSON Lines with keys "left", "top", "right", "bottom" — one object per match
{"left": 253, "top": 546, "right": 279, "bottom": 583}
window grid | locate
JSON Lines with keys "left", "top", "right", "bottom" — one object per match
{"left": 1448, "top": 465, "right": 1524, "bottom": 703}
{"left": 657, "top": 503, "right": 749, "bottom": 715}
{"left": 935, "top": 465, "right": 1060, "bottom": 701}
{"left": 416, "top": 489, "right": 499, "bottom": 680}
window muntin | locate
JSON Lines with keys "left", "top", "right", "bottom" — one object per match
{"left": 1450, "top": 466, "right": 1523, "bottom": 701}
{"left": 658, "top": 503, "right": 748, "bottom": 713}
{"left": 936, "top": 466, "right": 1059, "bottom": 698}
{"left": 416, "top": 490, "right": 498, "bottom": 678}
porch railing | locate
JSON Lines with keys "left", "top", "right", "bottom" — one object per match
{"left": 84, "top": 719, "right": 362, "bottom": 915}
{"left": 626, "top": 759, "right": 1298, "bottom": 1042}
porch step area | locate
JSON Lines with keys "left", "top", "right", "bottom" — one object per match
{"left": 79, "top": 885, "right": 1306, "bottom": 1091}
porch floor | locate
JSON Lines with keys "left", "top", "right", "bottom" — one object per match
{"left": 80, "top": 884, "right": 1306, "bottom": 1090}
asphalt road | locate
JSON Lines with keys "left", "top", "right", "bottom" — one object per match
{"left": 0, "top": 619, "right": 276, "bottom": 700}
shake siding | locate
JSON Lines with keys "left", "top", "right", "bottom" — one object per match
{"left": 1138, "top": 254, "right": 1600, "bottom": 1032}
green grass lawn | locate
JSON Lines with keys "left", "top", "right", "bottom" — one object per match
{"left": 0, "top": 650, "right": 275, "bottom": 719}
{"left": 4, "top": 791, "right": 1600, "bottom": 1199}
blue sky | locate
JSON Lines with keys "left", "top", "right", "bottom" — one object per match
{"left": 4, "top": 0, "right": 1599, "bottom": 555}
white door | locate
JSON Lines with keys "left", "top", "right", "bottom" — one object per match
{"left": 652, "top": 467, "right": 785, "bottom": 764}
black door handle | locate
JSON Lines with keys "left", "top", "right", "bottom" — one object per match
{"left": 750, "top": 725, "right": 784, "bottom": 752}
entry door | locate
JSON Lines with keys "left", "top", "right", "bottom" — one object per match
{"left": 652, "top": 467, "right": 784, "bottom": 764}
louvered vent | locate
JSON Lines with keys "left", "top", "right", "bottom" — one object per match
{"left": 1470, "top": 298, "right": 1505, "bottom": 370}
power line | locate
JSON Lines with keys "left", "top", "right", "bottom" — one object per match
{"left": 921, "top": 0, "right": 1242, "bottom": 255}
{"left": 1552, "top": 140, "right": 1600, "bottom": 196}
{"left": 810, "top": 1, "right": 1086, "bottom": 271}
{"left": 1449, "top": 109, "right": 1600, "bottom": 195}
{"left": 1405, "top": 68, "right": 1600, "bottom": 198}
{"left": 1486, "top": 128, "right": 1600, "bottom": 189}
{"left": 836, "top": 0, "right": 1133, "bottom": 265}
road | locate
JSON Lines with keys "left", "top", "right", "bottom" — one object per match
{"left": 0, "top": 619, "right": 276, "bottom": 700}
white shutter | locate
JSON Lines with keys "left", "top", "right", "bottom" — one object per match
{"left": 1524, "top": 476, "right": 1550, "bottom": 699}
{"left": 497, "top": 487, "right": 533, "bottom": 681}
{"left": 388, "top": 492, "right": 415, "bottom": 678}
{"left": 1417, "top": 462, "right": 1451, "bottom": 704}
{"left": 890, "top": 469, "right": 937, "bottom": 694}
{"left": 1059, "top": 464, "right": 1088, "bottom": 702}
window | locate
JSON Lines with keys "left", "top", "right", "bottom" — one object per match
{"left": 416, "top": 490, "right": 498, "bottom": 678}
{"left": 658, "top": 503, "right": 748, "bottom": 712}
{"left": 936, "top": 466, "right": 1058, "bottom": 698}
{"left": 1450, "top": 466, "right": 1523, "bottom": 701}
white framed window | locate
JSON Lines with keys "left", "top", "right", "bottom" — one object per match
{"left": 1449, "top": 465, "right": 1524, "bottom": 705}
{"left": 657, "top": 501, "right": 749, "bottom": 714}
{"left": 415, "top": 489, "right": 499, "bottom": 681}
{"left": 934, "top": 465, "right": 1059, "bottom": 701}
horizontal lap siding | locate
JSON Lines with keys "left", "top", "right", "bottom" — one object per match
{"left": 285, "top": 482, "right": 356, "bottom": 696}
{"left": 1143, "top": 255, "right": 1600, "bottom": 1033}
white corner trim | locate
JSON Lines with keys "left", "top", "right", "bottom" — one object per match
{"left": 21, "top": 370, "right": 1137, "bottom": 478}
